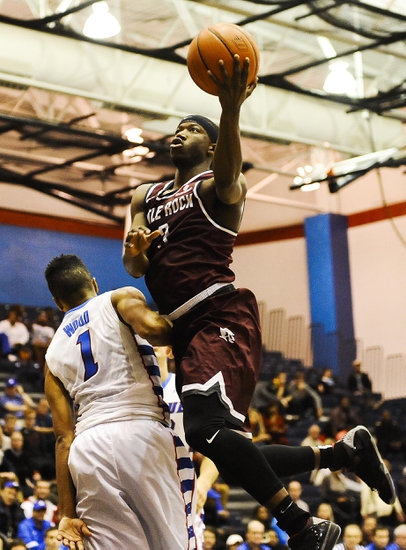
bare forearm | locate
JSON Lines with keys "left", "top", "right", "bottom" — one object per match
{"left": 212, "top": 108, "right": 242, "bottom": 192}
{"left": 196, "top": 456, "right": 219, "bottom": 512}
{"left": 55, "top": 436, "right": 77, "bottom": 518}
{"left": 122, "top": 250, "right": 149, "bottom": 278}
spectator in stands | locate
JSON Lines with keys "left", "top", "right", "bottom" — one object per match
{"left": 360, "top": 461, "right": 405, "bottom": 527}
{"left": 317, "top": 503, "right": 335, "bottom": 522}
{"left": 0, "top": 480, "right": 24, "bottom": 542}
{"left": 0, "top": 425, "right": 11, "bottom": 464}
{"left": 0, "top": 306, "right": 30, "bottom": 362}
{"left": 31, "top": 310, "right": 55, "bottom": 372}
{"left": 287, "top": 371, "right": 323, "bottom": 420}
{"left": 237, "top": 520, "right": 271, "bottom": 550}
{"left": 374, "top": 409, "right": 406, "bottom": 462}
{"left": 35, "top": 400, "right": 52, "bottom": 427}
{"left": 33, "top": 400, "right": 55, "bottom": 479}
{"left": 251, "top": 372, "right": 292, "bottom": 414}
{"left": 0, "top": 431, "right": 35, "bottom": 498}
{"left": 348, "top": 361, "right": 373, "bottom": 405}
{"left": 267, "top": 372, "right": 293, "bottom": 412}
{"left": 287, "top": 481, "right": 310, "bottom": 514}
{"left": 321, "top": 470, "right": 361, "bottom": 529}
{"left": 252, "top": 505, "right": 273, "bottom": 532}
{"left": 21, "top": 479, "right": 57, "bottom": 524}
{"left": 333, "top": 523, "right": 366, "bottom": 550}
{"left": 20, "top": 411, "right": 54, "bottom": 480}
{"left": 17, "top": 499, "right": 51, "bottom": 550}
{"left": 301, "top": 424, "right": 324, "bottom": 447}
{"left": 251, "top": 505, "right": 287, "bottom": 546}
{"left": 226, "top": 533, "right": 244, "bottom": 550}
{"left": 203, "top": 526, "right": 218, "bottom": 550}
{"left": 317, "top": 368, "right": 338, "bottom": 396}
{"left": 387, "top": 523, "right": 406, "bottom": 550}
{"left": 361, "top": 517, "right": 378, "bottom": 547}
{"left": 2, "top": 414, "right": 18, "bottom": 437}
{"left": 0, "top": 380, "right": 35, "bottom": 421}
{"left": 365, "top": 525, "right": 391, "bottom": 550}
{"left": 328, "top": 397, "right": 361, "bottom": 439}
{"left": 9, "top": 539, "right": 27, "bottom": 550}
{"left": 261, "top": 402, "right": 288, "bottom": 445}
{"left": 265, "top": 528, "right": 289, "bottom": 550}
{"left": 44, "top": 526, "right": 67, "bottom": 550}
{"left": 204, "top": 481, "right": 230, "bottom": 529}
{"left": 247, "top": 408, "right": 272, "bottom": 446}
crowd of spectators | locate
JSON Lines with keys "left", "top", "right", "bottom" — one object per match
{"left": 2, "top": 304, "right": 406, "bottom": 550}
{"left": 0, "top": 305, "right": 64, "bottom": 549}
{"left": 202, "top": 358, "right": 406, "bottom": 549}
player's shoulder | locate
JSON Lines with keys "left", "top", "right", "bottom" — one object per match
{"left": 111, "top": 286, "right": 145, "bottom": 306}
{"left": 131, "top": 182, "right": 154, "bottom": 204}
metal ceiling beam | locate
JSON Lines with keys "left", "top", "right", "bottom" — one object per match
{"left": 0, "top": 23, "right": 404, "bottom": 157}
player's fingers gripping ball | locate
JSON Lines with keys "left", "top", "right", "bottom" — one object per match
{"left": 187, "top": 22, "right": 260, "bottom": 96}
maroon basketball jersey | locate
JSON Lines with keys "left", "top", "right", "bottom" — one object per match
{"left": 144, "top": 171, "right": 237, "bottom": 314}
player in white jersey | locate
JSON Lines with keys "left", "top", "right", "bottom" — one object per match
{"left": 44, "top": 254, "right": 196, "bottom": 550}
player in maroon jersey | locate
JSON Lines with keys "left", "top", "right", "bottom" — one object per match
{"left": 123, "top": 55, "right": 394, "bottom": 550}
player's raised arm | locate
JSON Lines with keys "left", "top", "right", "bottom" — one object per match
{"left": 210, "top": 55, "right": 256, "bottom": 206}
{"left": 123, "top": 184, "right": 161, "bottom": 278}
{"left": 111, "top": 287, "right": 172, "bottom": 345}
{"left": 44, "top": 364, "right": 92, "bottom": 549}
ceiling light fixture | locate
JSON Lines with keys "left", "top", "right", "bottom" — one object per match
{"left": 323, "top": 61, "right": 357, "bottom": 96}
{"left": 83, "top": 2, "right": 121, "bottom": 39}
{"left": 124, "top": 127, "right": 143, "bottom": 144}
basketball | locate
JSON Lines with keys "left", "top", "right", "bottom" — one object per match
{"left": 187, "top": 23, "right": 260, "bottom": 96}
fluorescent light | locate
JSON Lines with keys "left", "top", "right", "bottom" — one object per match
{"left": 301, "top": 182, "right": 320, "bottom": 192}
{"left": 124, "top": 127, "right": 143, "bottom": 144}
{"left": 323, "top": 61, "right": 357, "bottom": 96}
{"left": 83, "top": 2, "right": 121, "bottom": 39}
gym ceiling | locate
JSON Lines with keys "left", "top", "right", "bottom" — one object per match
{"left": 0, "top": 0, "right": 405, "bottom": 232}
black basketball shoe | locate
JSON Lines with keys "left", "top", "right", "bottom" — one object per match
{"left": 341, "top": 425, "right": 396, "bottom": 504}
{"left": 288, "top": 517, "right": 341, "bottom": 550}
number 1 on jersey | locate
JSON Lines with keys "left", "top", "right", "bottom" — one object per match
{"left": 77, "top": 330, "right": 98, "bottom": 381}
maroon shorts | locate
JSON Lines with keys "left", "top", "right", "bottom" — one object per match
{"left": 172, "top": 287, "right": 262, "bottom": 430}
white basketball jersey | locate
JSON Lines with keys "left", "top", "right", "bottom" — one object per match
{"left": 163, "top": 372, "right": 186, "bottom": 444}
{"left": 46, "top": 291, "right": 169, "bottom": 435}
{"left": 163, "top": 372, "right": 205, "bottom": 550}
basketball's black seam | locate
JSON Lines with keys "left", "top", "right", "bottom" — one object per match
{"left": 207, "top": 28, "right": 236, "bottom": 60}
{"left": 208, "top": 26, "right": 258, "bottom": 75}
{"left": 196, "top": 37, "right": 212, "bottom": 73}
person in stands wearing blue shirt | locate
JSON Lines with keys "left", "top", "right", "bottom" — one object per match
{"left": 17, "top": 500, "right": 51, "bottom": 550}
{"left": 237, "top": 520, "right": 271, "bottom": 550}
{"left": 0, "top": 379, "right": 35, "bottom": 420}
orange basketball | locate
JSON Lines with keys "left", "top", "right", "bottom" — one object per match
{"left": 187, "top": 23, "right": 260, "bottom": 96}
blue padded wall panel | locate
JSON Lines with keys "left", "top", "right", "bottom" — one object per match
{"left": 0, "top": 224, "right": 153, "bottom": 307}
{"left": 305, "top": 213, "right": 355, "bottom": 377}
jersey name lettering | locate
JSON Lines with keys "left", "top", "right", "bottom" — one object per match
{"left": 146, "top": 193, "right": 193, "bottom": 224}
{"left": 167, "top": 401, "right": 183, "bottom": 414}
{"left": 62, "top": 311, "right": 90, "bottom": 337}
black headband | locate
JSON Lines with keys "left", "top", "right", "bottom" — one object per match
{"left": 178, "top": 115, "right": 219, "bottom": 143}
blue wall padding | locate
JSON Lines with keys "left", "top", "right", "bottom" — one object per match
{"left": 305, "top": 213, "right": 355, "bottom": 375}
{"left": 0, "top": 224, "right": 154, "bottom": 307}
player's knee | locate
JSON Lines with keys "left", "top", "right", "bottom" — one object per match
{"left": 183, "top": 393, "right": 226, "bottom": 451}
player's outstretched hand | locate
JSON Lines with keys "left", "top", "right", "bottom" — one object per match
{"left": 124, "top": 226, "right": 162, "bottom": 257}
{"left": 209, "top": 54, "right": 257, "bottom": 110}
{"left": 58, "top": 517, "right": 92, "bottom": 550}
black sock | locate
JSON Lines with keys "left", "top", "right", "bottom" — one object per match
{"left": 318, "top": 441, "right": 350, "bottom": 471}
{"left": 272, "top": 496, "right": 310, "bottom": 536}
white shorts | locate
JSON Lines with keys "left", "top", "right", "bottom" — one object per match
{"left": 69, "top": 419, "right": 197, "bottom": 550}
